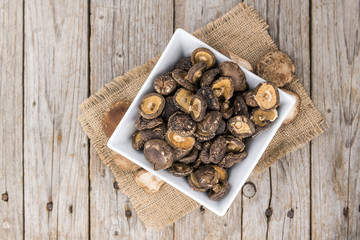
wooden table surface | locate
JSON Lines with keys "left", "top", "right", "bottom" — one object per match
{"left": 1, "top": 0, "right": 359, "bottom": 239}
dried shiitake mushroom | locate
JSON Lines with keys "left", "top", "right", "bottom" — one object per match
{"left": 112, "top": 150, "right": 141, "bottom": 171}
{"left": 162, "top": 96, "right": 179, "bottom": 121}
{"left": 211, "top": 77, "right": 234, "bottom": 101}
{"left": 256, "top": 50, "right": 295, "bottom": 87}
{"left": 200, "top": 68, "right": 220, "bottom": 87}
{"left": 208, "top": 180, "right": 230, "bottom": 201}
{"left": 135, "top": 169, "right": 165, "bottom": 194}
{"left": 195, "top": 165, "right": 220, "bottom": 188}
{"left": 168, "top": 162, "right": 193, "bottom": 177}
{"left": 187, "top": 172, "right": 209, "bottom": 192}
{"left": 219, "top": 151, "right": 247, "bottom": 168}
{"left": 135, "top": 117, "right": 164, "bottom": 131}
{"left": 175, "top": 57, "right": 192, "bottom": 71}
{"left": 281, "top": 89, "right": 301, "bottom": 125}
{"left": 243, "top": 91, "right": 258, "bottom": 107}
{"left": 153, "top": 74, "right": 177, "bottom": 95}
{"left": 199, "top": 141, "right": 212, "bottom": 164}
{"left": 211, "top": 165, "right": 228, "bottom": 181}
{"left": 102, "top": 100, "right": 131, "bottom": 138}
{"left": 172, "top": 69, "right": 197, "bottom": 91}
{"left": 165, "top": 129, "right": 195, "bottom": 150}
{"left": 220, "top": 101, "right": 234, "bottom": 120}
{"left": 227, "top": 115, "right": 255, "bottom": 139}
{"left": 132, "top": 124, "right": 166, "bottom": 150}
{"left": 193, "top": 129, "right": 216, "bottom": 142}
{"left": 251, "top": 108, "right": 278, "bottom": 130}
{"left": 191, "top": 47, "right": 216, "bottom": 69}
{"left": 173, "top": 147, "right": 192, "bottom": 161}
{"left": 254, "top": 82, "right": 280, "bottom": 111}
{"left": 178, "top": 148, "right": 198, "bottom": 164}
{"left": 219, "top": 48, "right": 254, "bottom": 72}
{"left": 173, "top": 88, "right": 194, "bottom": 113}
{"left": 220, "top": 61, "right": 247, "bottom": 91}
{"left": 143, "top": 139, "right": 174, "bottom": 170}
{"left": 197, "top": 111, "right": 222, "bottom": 134}
{"left": 216, "top": 120, "right": 226, "bottom": 135}
{"left": 197, "top": 87, "right": 220, "bottom": 111}
{"left": 224, "top": 135, "right": 245, "bottom": 153}
{"left": 168, "top": 112, "right": 196, "bottom": 136}
{"left": 189, "top": 95, "right": 207, "bottom": 122}
{"left": 139, "top": 93, "right": 165, "bottom": 119}
{"left": 209, "top": 136, "right": 227, "bottom": 164}
{"left": 233, "top": 95, "right": 249, "bottom": 117}
{"left": 187, "top": 62, "right": 207, "bottom": 84}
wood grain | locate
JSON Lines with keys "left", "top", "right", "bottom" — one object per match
{"left": 311, "top": 0, "right": 360, "bottom": 239}
{"left": 0, "top": 0, "right": 24, "bottom": 239}
{"left": 89, "top": 0, "right": 174, "bottom": 239}
{"left": 23, "top": 0, "right": 89, "bottom": 238}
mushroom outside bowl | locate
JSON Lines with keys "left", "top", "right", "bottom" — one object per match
{"left": 108, "top": 29, "right": 296, "bottom": 216}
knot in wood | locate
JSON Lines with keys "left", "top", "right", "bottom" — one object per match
{"left": 1, "top": 192, "right": 8, "bottom": 202}
{"left": 242, "top": 181, "right": 256, "bottom": 198}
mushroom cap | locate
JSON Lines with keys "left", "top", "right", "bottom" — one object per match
{"left": 219, "top": 48, "right": 254, "bottom": 72}
{"left": 227, "top": 115, "right": 256, "bottom": 139}
{"left": 172, "top": 69, "right": 197, "bottom": 91}
{"left": 193, "top": 129, "right": 216, "bottom": 142}
{"left": 135, "top": 116, "right": 164, "bottom": 131}
{"left": 178, "top": 148, "right": 198, "bottom": 164}
{"left": 211, "top": 165, "right": 228, "bottom": 181}
{"left": 198, "top": 141, "right": 212, "bottom": 164}
{"left": 233, "top": 95, "right": 249, "bottom": 117}
{"left": 189, "top": 94, "right": 207, "bottom": 122}
{"left": 102, "top": 100, "right": 131, "bottom": 138}
{"left": 211, "top": 77, "right": 234, "bottom": 101}
{"left": 168, "top": 162, "right": 193, "bottom": 177}
{"left": 243, "top": 91, "right": 258, "bottom": 107}
{"left": 187, "top": 62, "right": 207, "bottom": 83}
{"left": 175, "top": 57, "right": 192, "bottom": 71}
{"left": 209, "top": 136, "right": 227, "bottom": 164}
{"left": 200, "top": 68, "right": 220, "bottom": 87}
{"left": 253, "top": 82, "right": 280, "bottom": 111}
{"left": 195, "top": 165, "right": 220, "bottom": 188}
{"left": 138, "top": 93, "right": 165, "bottom": 119}
{"left": 162, "top": 96, "right": 179, "bottom": 121}
{"left": 224, "top": 135, "right": 245, "bottom": 153}
{"left": 256, "top": 50, "right": 295, "bottom": 87}
{"left": 208, "top": 180, "right": 230, "bottom": 201}
{"left": 215, "top": 119, "right": 227, "bottom": 135}
{"left": 197, "top": 111, "right": 222, "bottom": 134}
{"left": 165, "top": 129, "right": 195, "bottom": 150}
{"left": 251, "top": 108, "right": 278, "bottom": 128}
{"left": 143, "top": 139, "right": 174, "bottom": 170}
{"left": 135, "top": 169, "right": 165, "bottom": 194}
{"left": 281, "top": 89, "right": 301, "bottom": 125}
{"left": 173, "top": 88, "right": 195, "bottom": 113}
{"left": 197, "top": 87, "right": 220, "bottom": 111}
{"left": 168, "top": 112, "right": 196, "bottom": 137}
{"left": 220, "top": 61, "right": 247, "bottom": 91}
{"left": 219, "top": 151, "right": 247, "bottom": 168}
{"left": 191, "top": 47, "right": 216, "bottom": 69}
{"left": 153, "top": 74, "right": 177, "bottom": 95}
{"left": 187, "top": 173, "right": 209, "bottom": 192}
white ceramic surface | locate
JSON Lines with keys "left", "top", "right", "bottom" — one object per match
{"left": 108, "top": 28, "right": 296, "bottom": 216}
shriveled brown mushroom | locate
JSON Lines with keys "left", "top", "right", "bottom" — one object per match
{"left": 211, "top": 165, "right": 228, "bottom": 181}
{"left": 143, "top": 139, "right": 174, "bottom": 170}
{"left": 197, "top": 111, "right": 222, "bottom": 134}
{"left": 209, "top": 136, "right": 227, "bottom": 164}
{"left": 211, "top": 77, "right": 234, "bottom": 101}
{"left": 165, "top": 129, "right": 195, "bottom": 151}
{"left": 215, "top": 119, "right": 226, "bottom": 135}
{"left": 193, "top": 129, "right": 216, "bottom": 142}
{"left": 173, "top": 147, "right": 192, "bottom": 161}
{"left": 200, "top": 68, "right": 220, "bottom": 87}
{"left": 219, "top": 48, "right": 254, "bottom": 72}
{"left": 139, "top": 93, "right": 165, "bottom": 119}
{"left": 175, "top": 57, "right": 192, "bottom": 71}
{"left": 195, "top": 165, "right": 220, "bottom": 188}
{"left": 233, "top": 95, "right": 249, "bottom": 117}
{"left": 281, "top": 89, "right": 301, "bottom": 125}
{"left": 243, "top": 91, "right": 258, "bottom": 107}
{"left": 135, "top": 169, "right": 165, "bottom": 194}
{"left": 111, "top": 150, "right": 141, "bottom": 171}
{"left": 253, "top": 82, "right": 280, "bottom": 111}
{"left": 102, "top": 100, "right": 132, "bottom": 138}
{"left": 153, "top": 74, "right": 177, "bottom": 95}
{"left": 197, "top": 87, "right": 220, "bottom": 111}
{"left": 191, "top": 48, "right": 216, "bottom": 69}
{"left": 132, "top": 124, "right": 166, "bottom": 150}
{"left": 220, "top": 61, "right": 247, "bottom": 91}
{"left": 219, "top": 151, "right": 247, "bottom": 168}
{"left": 208, "top": 180, "right": 230, "bottom": 201}
{"left": 178, "top": 148, "right": 198, "bottom": 164}
{"left": 256, "top": 50, "right": 295, "bottom": 87}
{"left": 168, "top": 112, "right": 196, "bottom": 136}
{"left": 198, "top": 141, "right": 212, "bottom": 164}
{"left": 172, "top": 69, "right": 197, "bottom": 91}
{"left": 251, "top": 108, "right": 278, "bottom": 130}
{"left": 135, "top": 117, "right": 164, "bottom": 131}
{"left": 187, "top": 172, "right": 209, "bottom": 192}
{"left": 173, "top": 88, "right": 194, "bottom": 114}
{"left": 162, "top": 96, "right": 179, "bottom": 121}
{"left": 227, "top": 115, "right": 255, "bottom": 139}
{"left": 224, "top": 135, "right": 245, "bottom": 153}
{"left": 168, "top": 162, "right": 193, "bottom": 177}
{"left": 187, "top": 62, "right": 207, "bottom": 84}
{"left": 189, "top": 94, "right": 207, "bottom": 122}
{"left": 220, "top": 101, "right": 234, "bottom": 120}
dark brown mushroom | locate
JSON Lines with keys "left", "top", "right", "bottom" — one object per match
{"left": 196, "top": 87, "right": 220, "bottom": 111}
{"left": 143, "top": 139, "right": 174, "bottom": 170}
{"left": 138, "top": 93, "right": 165, "bottom": 119}
{"left": 253, "top": 82, "right": 280, "bottom": 111}
{"left": 194, "top": 141, "right": 203, "bottom": 151}
{"left": 224, "top": 135, "right": 245, "bottom": 153}
{"left": 187, "top": 172, "right": 209, "bottom": 192}
{"left": 211, "top": 165, "right": 228, "bottom": 181}
{"left": 220, "top": 101, "right": 234, "bottom": 120}
{"left": 189, "top": 94, "right": 207, "bottom": 122}
{"left": 172, "top": 69, "right": 197, "bottom": 91}
{"left": 233, "top": 95, "right": 249, "bottom": 117}
{"left": 168, "top": 112, "right": 196, "bottom": 136}
{"left": 251, "top": 108, "right": 278, "bottom": 131}
{"left": 227, "top": 115, "right": 255, "bottom": 138}
{"left": 178, "top": 148, "right": 198, "bottom": 164}
{"left": 193, "top": 129, "right": 216, "bottom": 142}
{"left": 197, "top": 111, "right": 222, "bottom": 134}
{"left": 153, "top": 74, "right": 177, "bottom": 96}
{"left": 173, "top": 147, "right": 192, "bottom": 161}
{"left": 200, "top": 68, "right": 220, "bottom": 87}
{"left": 187, "top": 62, "right": 207, "bottom": 84}
{"left": 191, "top": 48, "right": 216, "bottom": 69}
{"left": 211, "top": 77, "right": 234, "bottom": 101}
{"left": 102, "top": 100, "right": 132, "bottom": 138}
{"left": 209, "top": 136, "right": 227, "bottom": 164}
{"left": 190, "top": 157, "right": 202, "bottom": 169}
{"left": 220, "top": 61, "right": 247, "bottom": 91}
{"left": 132, "top": 124, "right": 166, "bottom": 150}
{"left": 175, "top": 57, "right": 192, "bottom": 71}
{"left": 195, "top": 165, "right": 220, "bottom": 188}
{"left": 215, "top": 119, "right": 226, "bottom": 135}
{"left": 165, "top": 129, "right": 195, "bottom": 151}
{"left": 243, "top": 91, "right": 258, "bottom": 107}
{"left": 135, "top": 116, "right": 164, "bottom": 131}
{"left": 208, "top": 180, "right": 230, "bottom": 201}
{"left": 162, "top": 96, "right": 179, "bottom": 121}
{"left": 198, "top": 141, "right": 212, "bottom": 164}
{"left": 219, "top": 151, "right": 247, "bottom": 168}
{"left": 167, "top": 163, "right": 193, "bottom": 177}
{"left": 173, "top": 88, "right": 194, "bottom": 114}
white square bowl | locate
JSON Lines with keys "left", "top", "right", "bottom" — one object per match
{"left": 108, "top": 28, "right": 296, "bottom": 216}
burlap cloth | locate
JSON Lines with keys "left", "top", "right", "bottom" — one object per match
{"left": 79, "top": 2, "right": 328, "bottom": 230}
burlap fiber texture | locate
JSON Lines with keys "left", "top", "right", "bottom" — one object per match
{"left": 79, "top": 2, "right": 328, "bottom": 230}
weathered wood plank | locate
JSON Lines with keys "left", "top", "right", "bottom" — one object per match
{"left": 0, "top": 0, "right": 24, "bottom": 239}
{"left": 311, "top": 0, "right": 360, "bottom": 239}
{"left": 89, "top": 1, "right": 174, "bottom": 238}
{"left": 23, "top": 0, "right": 89, "bottom": 238}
